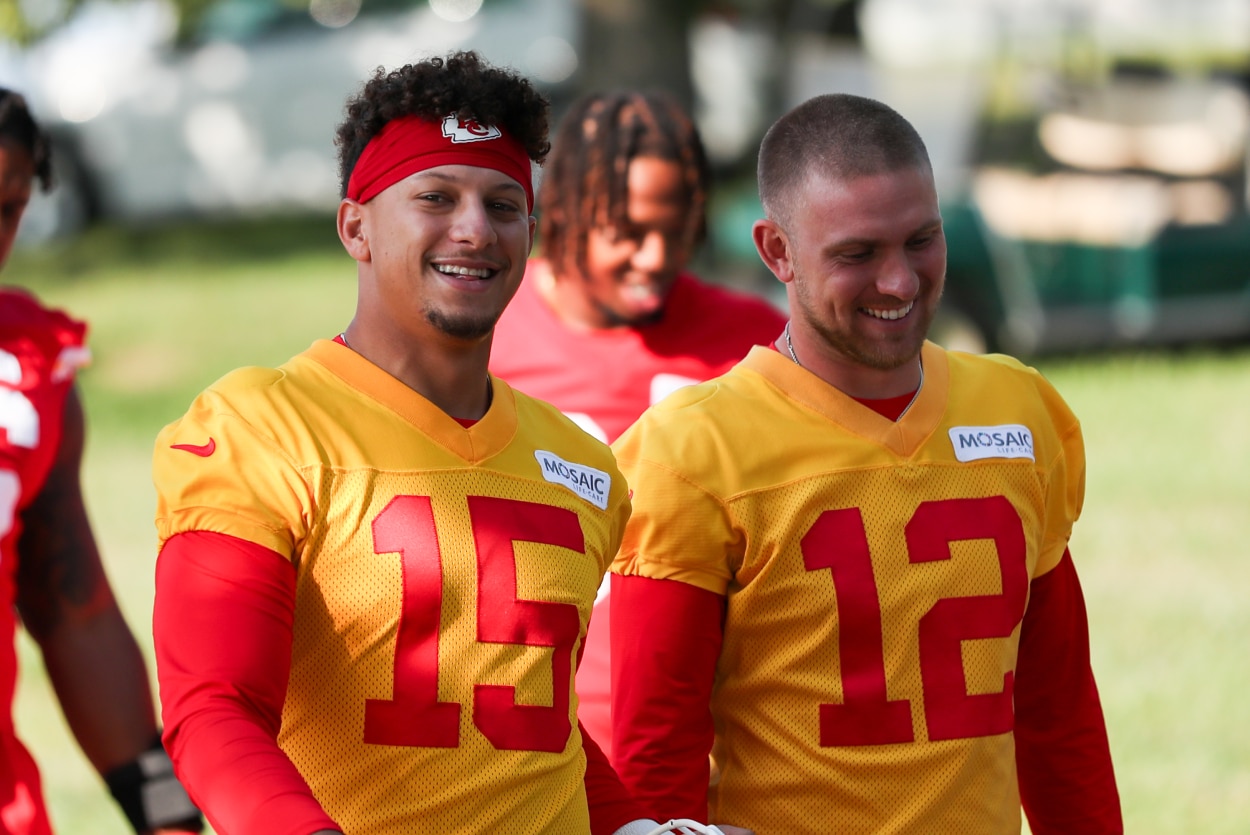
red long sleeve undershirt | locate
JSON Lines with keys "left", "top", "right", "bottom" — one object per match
{"left": 154, "top": 530, "right": 641, "bottom": 835}
{"left": 610, "top": 550, "right": 1122, "bottom": 833}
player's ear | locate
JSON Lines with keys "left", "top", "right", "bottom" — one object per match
{"left": 753, "top": 218, "right": 794, "bottom": 285}
{"left": 338, "top": 198, "right": 370, "bottom": 262}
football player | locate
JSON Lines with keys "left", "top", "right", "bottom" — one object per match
{"left": 0, "top": 88, "right": 202, "bottom": 834}
{"left": 490, "top": 90, "right": 785, "bottom": 762}
{"left": 609, "top": 93, "right": 1123, "bottom": 834}
{"left": 151, "top": 52, "right": 705, "bottom": 835}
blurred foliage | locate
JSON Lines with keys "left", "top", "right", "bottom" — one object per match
{"left": 0, "top": 0, "right": 210, "bottom": 44}
{"left": 8, "top": 212, "right": 342, "bottom": 282}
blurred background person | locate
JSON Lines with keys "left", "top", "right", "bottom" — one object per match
{"left": 490, "top": 89, "right": 786, "bottom": 760}
{"left": 0, "top": 88, "right": 202, "bottom": 835}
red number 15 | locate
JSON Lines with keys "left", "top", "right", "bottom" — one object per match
{"left": 363, "top": 495, "right": 584, "bottom": 753}
{"left": 801, "top": 495, "right": 1028, "bottom": 746}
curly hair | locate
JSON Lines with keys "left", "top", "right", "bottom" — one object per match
{"left": 335, "top": 51, "right": 550, "bottom": 198}
{"left": 538, "top": 90, "right": 708, "bottom": 276}
{"left": 0, "top": 88, "right": 53, "bottom": 192}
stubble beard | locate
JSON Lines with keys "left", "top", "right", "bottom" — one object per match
{"left": 424, "top": 306, "right": 500, "bottom": 341}
{"left": 798, "top": 288, "right": 937, "bottom": 372}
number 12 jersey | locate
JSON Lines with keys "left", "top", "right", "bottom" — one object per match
{"left": 610, "top": 342, "right": 1119, "bottom": 834}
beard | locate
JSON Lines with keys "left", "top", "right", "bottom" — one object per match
{"left": 793, "top": 281, "right": 938, "bottom": 372}
{"left": 424, "top": 305, "right": 500, "bottom": 341}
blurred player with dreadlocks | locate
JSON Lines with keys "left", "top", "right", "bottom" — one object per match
{"left": 0, "top": 88, "right": 203, "bottom": 835}
{"left": 490, "top": 91, "right": 786, "bottom": 762}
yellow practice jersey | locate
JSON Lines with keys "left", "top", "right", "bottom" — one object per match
{"left": 154, "top": 339, "right": 630, "bottom": 834}
{"left": 612, "top": 342, "right": 1084, "bottom": 835}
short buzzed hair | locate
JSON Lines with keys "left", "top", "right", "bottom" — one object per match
{"left": 757, "top": 93, "right": 930, "bottom": 225}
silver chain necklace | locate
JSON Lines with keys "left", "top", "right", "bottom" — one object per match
{"left": 783, "top": 321, "right": 803, "bottom": 367}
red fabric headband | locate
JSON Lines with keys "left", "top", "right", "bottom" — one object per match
{"left": 346, "top": 113, "right": 534, "bottom": 210}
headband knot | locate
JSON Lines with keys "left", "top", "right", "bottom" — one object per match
{"left": 347, "top": 113, "right": 533, "bottom": 210}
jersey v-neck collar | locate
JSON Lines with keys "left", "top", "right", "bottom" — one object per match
{"left": 306, "top": 338, "right": 517, "bottom": 464}
{"left": 741, "top": 341, "right": 948, "bottom": 458}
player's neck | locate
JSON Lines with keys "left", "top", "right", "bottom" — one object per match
{"left": 340, "top": 325, "right": 495, "bottom": 420}
{"left": 778, "top": 322, "right": 925, "bottom": 402}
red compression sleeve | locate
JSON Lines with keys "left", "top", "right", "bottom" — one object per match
{"left": 153, "top": 531, "right": 339, "bottom": 835}
{"left": 1015, "top": 549, "right": 1123, "bottom": 834}
{"left": 582, "top": 719, "right": 645, "bottom": 835}
{"left": 611, "top": 574, "right": 724, "bottom": 822}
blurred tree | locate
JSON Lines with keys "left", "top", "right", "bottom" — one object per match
{"left": 575, "top": 0, "right": 700, "bottom": 107}
{"left": 575, "top": 0, "right": 862, "bottom": 112}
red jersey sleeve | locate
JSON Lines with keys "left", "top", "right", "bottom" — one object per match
{"left": 610, "top": 574, "right": 725, "bottom": 822}
{"left": 153, "top": 531, "right": 340, "bottom": 835}
{"left": 582, "top": 718, "right": 648, "bottom": 835}
{"left": 1015, "top": 549, "right": 1122, "bottom": 834}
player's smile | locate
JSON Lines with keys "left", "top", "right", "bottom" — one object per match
{"left": 863, "top": 300, "right": 915, "bottom": 321}
{"left": 433, "top": 263, "right": 495, "bottom": 279}
{"left": 431, "top": 259, "right": 506, "bottom": 288}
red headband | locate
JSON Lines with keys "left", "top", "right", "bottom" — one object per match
{"left": 346, "top": 113, "right": 534, "bottom": 210}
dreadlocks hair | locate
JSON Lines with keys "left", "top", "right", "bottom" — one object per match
{"left": 335, "top": 50, "right": 551, "bottom": 197}
{"left": 0, "top": 88, "right": 53, "bottom": 193}
{"left": 538, "top": 90, "right": 709, "bottom": 277}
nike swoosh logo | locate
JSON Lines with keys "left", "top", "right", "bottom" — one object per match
{"left": 171, "top": 438, "right": 216, "bottom": 457}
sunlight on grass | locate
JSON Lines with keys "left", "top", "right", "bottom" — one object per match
{"left": 1041, "top": 351, "right": 1250, "bottom": 834}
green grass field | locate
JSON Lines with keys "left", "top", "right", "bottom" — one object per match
{"left": 7, "top": 217, "right": 1250, "bottom": 833}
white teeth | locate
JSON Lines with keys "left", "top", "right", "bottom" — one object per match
{"left": 864, "top": 301, "right": 914, "bottom": 321}
{"left": 434, "top": 264, "right": 492, "bottom": 278}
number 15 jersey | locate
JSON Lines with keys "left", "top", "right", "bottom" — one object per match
{"left": 154, "top": 339, "right": 631, "bottom": 834}
{"left": 611, "top": 343, "right": 1108, "bottom": 834}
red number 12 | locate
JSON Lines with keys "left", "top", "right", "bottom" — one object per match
{"left": 802, "top": 495, "right": 1028, "bottom": 746}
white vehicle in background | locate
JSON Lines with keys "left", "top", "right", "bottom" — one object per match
{"left": 3, "top": 0, "right": 581, "bottom": 240}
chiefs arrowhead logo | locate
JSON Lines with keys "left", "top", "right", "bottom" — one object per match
{"left": 441, "top": 113, "right": 501, "bottom": 143}
{"left": 171, "top": 438, "right": 216, "bottom": 457}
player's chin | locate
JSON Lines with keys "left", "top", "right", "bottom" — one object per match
{"left": 426, "top": 307, "right": 501, "bottom": 341}
{"left": 615, "top": 289, "right": 668, "bottom": 324}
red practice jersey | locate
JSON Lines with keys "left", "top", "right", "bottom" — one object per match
{"left": 154, "top": 340, "right": 634, "bottom": 835}
{"left": 490, "top": 262, "right": 785, "bottom": 759}
{"left": 611, "top": 344, "right": 1121, "bottom": 834}
{"left": 491, "top": 263, "right": 785, "bottom": 445}
{"left": 0, "top": 288, "right": 90, "bottom": 834}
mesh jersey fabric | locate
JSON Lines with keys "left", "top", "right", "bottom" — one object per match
{"left": 0, "top": 287, "right": 90, "bottom": 835}
{"left": 153, "top": 339, "right": 631, "bottom": 835}
{"left": 611, "top": 342, "right": 1087, "bottom": 835}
